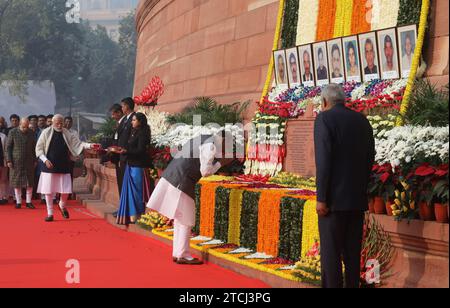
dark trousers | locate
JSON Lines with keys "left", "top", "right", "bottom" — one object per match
{"left": 318, "top": 211, "right": 365, "bottom": 288}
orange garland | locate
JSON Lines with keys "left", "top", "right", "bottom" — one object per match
{"left": 316, "top": 0, "right": 338, "bottom": 42}
{"left": 351, "top": 0, "right": 371, "bottom": 34}
{"left": 256, "top": 191, "right": 285, "bottom": 257}
{"left": 199, "top": 183, "right": 219, "bottom": 237}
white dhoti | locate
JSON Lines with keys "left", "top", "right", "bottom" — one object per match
{"left": 37, "top": 172, "right": 72, "bottom": 216}
{"left": 147, "top": 178, "right": 196, "bottom": 259}
{"left": 37, "top": 172, "right": 73, "bottom": 194}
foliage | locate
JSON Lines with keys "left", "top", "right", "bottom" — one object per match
{"left": 167, "top": 97, "right": 250, "bottom": 127}
{"left": 88, "top": 117, "right": 117, "bottom": 143}
{"left": 403, "top": 79, "right": 449, "bottom": 127}
{"left": 397, "top": 0, "right": 423, "bottom": 26}
{"left": 281, "top": 0, "right": 299, "bottom": 49}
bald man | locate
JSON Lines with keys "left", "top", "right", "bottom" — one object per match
{"left": 36, "top": 114, "right": 99, "bottom": 222}
{"left": 6, "top": 118, "right": 37, "bottom": 209}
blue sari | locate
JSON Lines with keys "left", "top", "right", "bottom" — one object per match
{"left": 117, "top": 165, "right": 145, "bottom": 225}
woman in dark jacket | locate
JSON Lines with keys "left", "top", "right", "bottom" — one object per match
{"left": 115, "top": 112, "right": 152, "bottom": 225}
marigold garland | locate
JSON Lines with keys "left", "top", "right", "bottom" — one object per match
{"left": 397, "top": 0, "right": 430, "bottom": 126}
{"left": 351, "top": 0, "right": 372, "bottom": 34}
{"left": 316, "top": 0, "right": 337, "bottom": 42}
{"left": 300, "top": 199, "right": 320, "bottom": 258}
{"left": 256, "top": 191, "right": 284, "bottom": 257}
{"left": 333, "top": 0, "right": 353, "bottom": 38}
{"left": 199, "top": 183, "right": 218, "bottom": 237}
{"left": 342, "top": 0, "right": 355, "bottom": 36}
{"left": 228, "top": 189, "right": 244, "bottom": 246}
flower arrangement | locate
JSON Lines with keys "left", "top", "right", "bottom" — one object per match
{"left": 138, "top": 211, "right": 172, "bottom": 229}
{"left": 391, "top": 183, "right": 416, "bottom": 221}
{"left": 269, "top": 172, "right": 316, "bottom": 189}
{"left": 134, "top": 76, "right": 165, "bottom": 107}
{"left": 367, "top": 114, "right": 397, "bottom": 139}
{"left": 135, "top": 107, "right": 170, "bottom": 143}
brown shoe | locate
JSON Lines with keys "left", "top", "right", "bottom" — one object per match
{"left": 176, "top": 258, "right": 203, "bottom": 265}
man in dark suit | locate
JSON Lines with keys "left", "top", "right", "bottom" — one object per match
{"left": 111, "top": 98, "right": 135, "bottom": 218}
{"left": 314, "top": 84, "right": 375, "bottom": 288}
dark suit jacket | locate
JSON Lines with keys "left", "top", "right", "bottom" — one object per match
{"left": 364, "top": 65, "right": 378, "bottom": 75}
{"left": 314, "top": 104, "right": 375, "bottom": 212}
{"left": 117, "top": 112, "right": 135, "bottom": 162}
{"left": 125, "top": 127, "right": 152, "bottom": 168}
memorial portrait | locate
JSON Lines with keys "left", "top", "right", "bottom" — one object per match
{"left": 298, "top": 44, "right": 315, "bottom": 87}
{"left": 286, "top": 47, "right": 301, "bottom": 87}
{"left": 313, "top": 42, "right": 329, "bottom": 86}
{"left": 327, "top": 38, "right": 345, "bottom": 84}
{"left": 359, "top": 32, "right": 380, "bottom": 82}
{"left": 378, "top": 28, "right": 400, "bottom": 79}
{"left": 274, "top": 50, "right": 289, "bottom": 87}
{"left": 342, "top": 36, "right": 362, "bottom": 83}
{"left": 398, "top": 25, "right": 417, "bottom": 78}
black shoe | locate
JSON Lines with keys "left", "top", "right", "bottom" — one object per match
{"left": 59, "top": 207, "right": 70, "bottom": 219}
{"left": 0, "top": 199, "right": 7, "bottom": 205}
{"left": 45, "top": 215, "right": 54, "bottom": 222}
{"left": 26, "top": 203, "right": 36, "bottom": 209}
{"left": 15, "top": 204, "right": 21, "bottom": 209}
{"left": 112, "top": 211, "right": 118, "bottom": 218}
{"left": 53, "top": 199, "right": 58, "bottom": 205}
{"left": 40, "top": 199, "right": 46, "bottom": 205}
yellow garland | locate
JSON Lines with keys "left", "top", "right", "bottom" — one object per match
{"left": 397, "top": 0, "right": 430, "bottom": 126}
{"left": 300, "top": 199, "right": 320, "bottom": 258}
{"left": 228, "top": 189, "right": 244, "bottom": 246}
{"left": 342, "top": 0, "right": 354, "bottom": 36}
{"left": 333, "top": 0, "right": 346, "bottom": 38}
{"left": 260, "top": 0, "right": 285, "bottom": 103}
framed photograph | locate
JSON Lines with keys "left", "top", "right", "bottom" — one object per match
{"left": 286, "top": 47, "right": 302, "bottom": 87}
{"left": 378, "top": 28, "right": 400, "bottom": 80}
{"left": 298, "top": 44, "right": 315, "bottom": 87}
{"left": 327, "top": 38, "right": 345, "bottom": 84}
{"left": 313, "top": 41, "right": 329, "bottom": 86}
{"left": 398, "top": 24, "right": 418, "bottom": 78}
{"left": 273, "top": 50, "right": 289, "bottom": 88}
{"left": 359, "top": 32, "right": 380, "bottom": 82}
{"left": 342, "top": 35, "right": 362, "bottom": 83}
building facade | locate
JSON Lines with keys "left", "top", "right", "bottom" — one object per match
{"left": 80, "top": 0, "right": 139, "bottom": 41}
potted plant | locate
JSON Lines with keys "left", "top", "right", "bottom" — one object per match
{"left": 413, "top": 164, "right": 436, "bottom": 221}
{"left": 153, "top": 146, "right": 172, "bottom": 177}
{"left": 369, "top": 164, "right": 397, "bottom": 215}
{"left": 433, "top": 167, "right": 449, "bottom": 223}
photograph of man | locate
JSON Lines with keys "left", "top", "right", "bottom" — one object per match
{"left": 313, "top": 42, "right": 329, "bottom": 86}
{"left": 286, "top": 48, "right": 301, "bottom": 87}
{"left": 359, "top": 33, "right": 380, "bottom": 81}
{"left": 274, "top": 50, "right": 288, "bottom": 87}
{"left": 327, "top": 39, "right": 344, "bottom": 84}
{"left": 378, "top": 29, "right": 399, "bottom": 79}
{"left": 299, "top": 45, "right": 315, "bottom": 87}
{"left": 398, "top": 25, "right": 417, "bottom": 78}
{"left": 343, "top": 37, "right": 362, "bottom": 83}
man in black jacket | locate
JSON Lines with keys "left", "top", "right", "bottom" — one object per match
{"left": 314, "top": 84, "right": 375, "bottom": 288}
{"left": 117, "top": 98, "right": 136, "bottom": 194}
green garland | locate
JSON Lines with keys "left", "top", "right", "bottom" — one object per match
{"left": 193, "top": 183, "right": 202, "bottom": 235}
{"left": 397, "top": 0, "right": 423, "bottom": 26}
{"left": 278, "top": 197, "right": 305, "bottom": 261}
{"left": 281, "top": 0, "right": 299, "bottom": 49}
{"left": 239, "top": 191, "right": 261, "bottom": 250}
{"left": 214, "top": 187, "right": 231, "bottom": 243}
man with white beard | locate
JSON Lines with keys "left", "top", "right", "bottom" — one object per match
{"left": 36, "top": 114, "right": 100, "bottom": 222}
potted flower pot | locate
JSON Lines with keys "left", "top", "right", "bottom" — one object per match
{"left": 385, "top": 200, "right": 394, "bottom": 216}
{"left": 368, "top": 198, "right": 375, "bottom": 213}
{"left": 434, "top": 203, "right": 449, "bottom": 223}
{"left": 373, "top": 197, "right": 386, "bottom": 214}
{"left": 418, "top": 202, "right": 435, "bottom": 221}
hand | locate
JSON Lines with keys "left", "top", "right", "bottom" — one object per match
{"left": 7, "top": 162, "right": 13, "bottom": 169}
{"left": 316, "top": 201, "right": 329, "bottom": 217}
{"left": 45, "top": 160, "right": 54, "bottom": 169}
{"left": 91, "top": 143, "right": 102, "bottom": 151}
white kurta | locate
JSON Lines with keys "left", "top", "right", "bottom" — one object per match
{"left": 0, "top": 133, "right": 8, "bottom": 197}
{"left": 147, "top": 142, "right": 221, "bottom": 227}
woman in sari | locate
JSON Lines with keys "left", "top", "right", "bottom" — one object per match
{"left": 115, "top": 112, "right": 153, "bottom": 225}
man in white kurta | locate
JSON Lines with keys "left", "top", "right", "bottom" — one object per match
{"left": 36, "top": 114, "right": 97, "bottom": 222}
{"left": 0, "top": 132, "right": 8, "bottom": 204}
{"left": 147, "top": 134, "right": 232, "bottom": 265}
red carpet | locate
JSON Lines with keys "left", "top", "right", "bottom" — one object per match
{"left": 0, "top": 201, "right": 269, "bottom": 288}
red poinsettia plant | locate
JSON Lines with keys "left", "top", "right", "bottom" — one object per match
{"left": 369, "top": 164, "right": 400, "bottom": 202}
{"left": 408, "top": 163, "right": 449, "bottom": 205}
{"left": 258, "top": 97, "right": 297, "bottom": 118}
{"left": 346, "top": 91, "right": 403, "bottom": 115}
{"left": 134, "top": 76, "right": 165, "bottom": 107}
{"left": 153, "top": 146, "right": 172, "bottom": 170}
